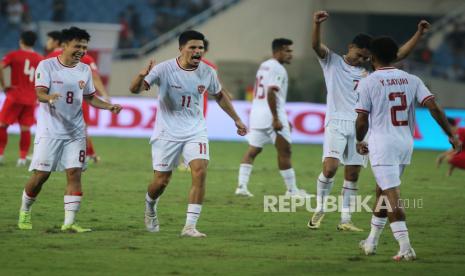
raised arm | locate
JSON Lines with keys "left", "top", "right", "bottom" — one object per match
{"left": 129, "top": 60, "right": 154, "bottom": 94}
{"left": 396, "top": 20, "right": 430, "bottom": 62}
{"left": 312, "top": 10, "right": 330, "bottom": 59}
{"left": 423, "top": 98, "right": 462, "bottom": 151}
{"left": 213, "top": 90, "right": 247, "bottom": 136}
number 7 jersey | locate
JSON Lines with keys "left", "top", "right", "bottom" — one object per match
{"left": 355, "top": 67, "right": 434, "bottom": 165}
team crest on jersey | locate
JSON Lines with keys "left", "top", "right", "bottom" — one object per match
{"left": 197, "top": 85, "right": 206, "bottom": 94}
{"left": 78, "top": 80, "right": 85, "bottom": 89}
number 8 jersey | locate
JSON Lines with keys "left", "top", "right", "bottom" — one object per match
{"left": 144, "top": 58, "right": 221, "bottom": 142}
{"left": 34, "top": 57, "right": 95, "bottom": 139}
{"left": 355, "top": 67, "right": 434, "bottom": 166}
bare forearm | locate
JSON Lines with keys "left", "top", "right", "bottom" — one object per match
{"left": 129, "top": 74, "right": 145, "bottom": 94}
{"left": 267, "top": 89, "right": 279, "bottom": 120}
{"left": 312, "top": 23, "right": 326, "bottom": 58}
{"left": 85, "top": 95, "right": 112, "bottom": 110}
{"left": 396, "top": 31, "right": 421, "bottom": 61}
{"left": 36, "top": 90, "right": 52, "bottom": 103}
{"left": 0, "top": 66, "right": 5, "bottom": 89}
{"left": 93, "top": 72, "right": 110, "bottom": 99}
{"left": 216, "top": 91, "right": 240, "bottom": 121}
{"left": 430, "top": 106, "right": 453, "bottom": 138}
{"left": 355, "top": 115, "right": 369, "bottom": 141}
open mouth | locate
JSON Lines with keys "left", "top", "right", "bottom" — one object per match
{"left": 73, "top": 52, "right": 83, "bottom": 60}
{"left": 191, "top": 55, "right": 201, "bottom": 63}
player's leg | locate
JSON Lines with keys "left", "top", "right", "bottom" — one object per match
{"left": 360, "top": 185, "right": 388, "bottom": 255}
{"left": 0, "top": 98, "right": 19, "bottom": 164}
{"left": 337, "top": 164, "right": 363, "bottom": 231}
{"left": 17, "top": 104, "right": 35, "bottom": 166}
{"left": 181, "top": 140, "right": 209, "bottom": 237}
{"left": 18, "top": 170, "right": 51, "bottom": 230}
{"left": 236, "top": 129, "right": 267, "bottom": 197}
{"left": 0, "top": 122, "right": 8, "bottom": 164}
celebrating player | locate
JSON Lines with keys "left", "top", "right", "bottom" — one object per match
{"left": 235, "top": 38, "right": 309, "bottom": 198}
{"left": 0, "top": 31, "right": 43, "bottom": 166}
{"left": 130, "top": 30, "right": 247, "bottom": 237}
{"left": 308, "top": 10, "right": 430, "bottom": 231}
{"left": 17, "top": 27, "right": 122, "bottom": 232}
{"left": 436, "top": 117, "right": 465, "bottom": 176}
{"left": 355, "top": 36, "right": 461, "bottom": 260}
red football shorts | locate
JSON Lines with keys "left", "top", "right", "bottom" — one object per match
{"left": 449, "top": 152, "right": 465, "bottom": 169}
{"left": 0, "top": 97, "right": 35, "bottom": 126}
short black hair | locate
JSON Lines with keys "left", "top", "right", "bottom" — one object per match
{"left": 447, "top": 117, "right": 458, "bottom": 127}
{"left": 204, "top": 39, "right": 209, "bottom": 52}
{"left": 370, "top": 36, "right": 399, "bottom": 64}
{"left": 20, "top": 31, "right": 37, "bottom": 47}
{"left": 178, "top": 30, "right": 204, "bottom": 47}
{"left": 352, "top": 33, "right": 372, "bottom": 49}
{"left": 272, "top": 38, "right": 293, "bottom": 52}
{"left": 61, "top": 27, "right": 91, "bottom": 43}
{"left": 47, "top": 30, "right": 62, "bottom": 43}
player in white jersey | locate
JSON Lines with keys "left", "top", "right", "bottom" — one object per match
{"left": 355, "top": 36, "right": 461, "bottom": 261}
{"left": 129, "top": 30, "right": 247, "bottom": 238}
{"left": 235, "top": 39, "right": 308, "bottom": 198}
{"left": 308, "top": 10, "right": 430, "bottom": 231}
{"left": 16, "top": 27, "right": 122, "bottom": 233}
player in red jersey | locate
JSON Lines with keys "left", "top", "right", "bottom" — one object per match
{"left": 437, "top": 117, "right": 465, "bottom": 176}
{"left": 0, "top": 31, "right": 43, "bottom": 166}
{"left": 45, "top": 30, "right": 111, "bottom": 163}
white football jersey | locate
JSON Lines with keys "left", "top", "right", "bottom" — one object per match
{"left": 318, "top": 48, "right": 369, "bottom": 124}
{"left": 249, "top": 58, "right": 288, "bottom": 129}
{"left": 34, "top": 57, "right": 95, "bottom": 139}
{"left": 355, "top": 67, "right": 434, "bottom": 165}
{"left": 144, "top": 58, "right": 221, "bottom": 142}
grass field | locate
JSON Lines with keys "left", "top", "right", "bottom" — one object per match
{"left": 1, "top": 135, "right": 464, "bottom": 275}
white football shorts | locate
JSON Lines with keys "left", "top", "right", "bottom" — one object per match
{"left": 29, "top": 137, "right": 86, "bottom": 172}
{"left": 247, "top": 125, "right": 291, "bottom": 148}
{"left": 371, "top": 165, "right": 407, "bottom": 191}
{"left": 151, "top": 137, "right": 209, "bottom": 171}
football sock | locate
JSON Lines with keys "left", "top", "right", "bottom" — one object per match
{"left": 390, "top": 221, "right": 411, "bottom": 252}
{"left": 316, "top": 172, "right": 334, "bottom": 212}
{"left": 64, "top": 194, "right": 82, "bottom": 226}
{"left": 280, "top": 168, "right": 298, "bottom": 192}
{"left": 20, "top": 190, "right": 36, "bottom": 211}
{"left": 341, "top": 180, "right": 358, "bottom": 223}
{"left": 238, "top": 164, "right": 253, "bottom": 189}
{"left": 185, "top": 204, "right": 202, "bottom": 227}
{"left": 19, "top": 130, "right": 31, "bottom": 159}
{"left": 0, "top": 126, "right": 7, "bottom": 155}
{"left": 367, "top": 215, "right": 387, "bottom": 245}
{"left": 86, "top": 136, "right": 95, "bottom": 156}
{"left": 145, "top": 193, "right": 159, "bottom": 216}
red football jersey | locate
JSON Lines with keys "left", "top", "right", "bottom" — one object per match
{"left": 457, "top": 128, "right": 465, "bottom": 143}
{"left": 45, "top": 49, "right": 99, "bottom": 73}
{"left": 1, "top": 49, "right": 43, "bottom": 105}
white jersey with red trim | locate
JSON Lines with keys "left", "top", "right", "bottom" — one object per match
{"left": 355, "top": 67, "right": 434, "bottom": 165}
{"left": 34, "top": 57, "right": 95, "bottom": 139}
{"left": 318, "top": 48, "right": 369, "bottom": 124}
{"left": 144, "top": 58, "right": 222, "bottom": 142}
{"left": 249, "top": 58, "right": 288, "bottom": 129}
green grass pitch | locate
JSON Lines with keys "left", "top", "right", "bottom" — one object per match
{"left": 0, "top": 136, "right": 464, "bottom": 275}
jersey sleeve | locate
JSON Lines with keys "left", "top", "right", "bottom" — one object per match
{"left": 83, "top": 66, "right": 96, "bottom": 96}
{"left": 355, "top": 78, "right": 371, "bottom": 114}
{"left": 267, "top": 67, "right": 286, "bottom": 91}
{"left": 143, "top": 64, "right": 162, "bottom": 90}
{"left": 317, "top": 46, "right": 335, "bottom": 69}
{"left": 414, "top": 76, "right": 434, "bottom": 105}
{"left": 82, "top": 55, "right": 99, "bottom": 73}
{"left": 1, "top": 52, "right": 13, "bottom": 67}
{"left": 207, "top": 68, "right": 222, "bottom": 95}
{"left": 34, "top": 61, "right": 51, "bottom": 90}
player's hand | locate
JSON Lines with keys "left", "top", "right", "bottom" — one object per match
{"left": 417, "top": 20, "right": 430, "bottom": 35}
{"left": 108, "top": 104, "right": 123, "bottom": 114}
{"left": 48, "top": 93, "right": 61, "bottom": 105}
{"left": 272, "top": 117, "right": 283, "bottom": 131}
{"left": 356, "top": 141, "right": 369, "bottom": 155}
{"left": 449, "top": 136, "right": 462, "bottom": 153}
{"left": 139, "top": 59, "right": 155, "bottom": 77}
{"left": 235, "top": 120, "right": 247, "bottom": 136}
{"left": 314, "top": 11, "right": 329, "bottom": 24}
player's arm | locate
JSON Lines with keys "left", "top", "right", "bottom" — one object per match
{"left": 36, "top": 87, "right": 62, "bottom": 104}
{"left": 424, "top": 98, "right": 462, "bottom": 151}
{"left": 130, "top": 60, "right": 154, "bottom": 94}
{"left": 395, "top": 20, "right": 430, "bottom": 62}
{"left": 0, "top": 63, "right": 6, "bottom": 90}
{"left": 213, "top": 90, "right": 247, "bottom": 136}
{"left": 355, "top": 112, "right": 370, "bottom": 155}
{"left": 84, "top": 94, "right": 122, "bottom": 114}
{"left": 267, "top": 87, "right": 282, "bottom": 131}
{"left": 92, "top": 71, "right": 110, "bottom": 101}
{"left": 312, "top": 10, "right": 330, "bottom": 59}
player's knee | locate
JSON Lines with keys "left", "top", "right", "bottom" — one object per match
{"left": 33, "top": 171, "right": 51, "bottom": 185}
{"left": 322, "top": 166, "right": 337, "bottom": 178}
{"left": 191, "top": 166, "right": 207, "bottom": 180}
{"left": 66, "top": 168, "right": 82, "bottom": 181}
{"left": 345, "top": 172, "right": 359, "bottom": 182}
{"left": 248, "top": 147, "right": 262, "bottom": 158}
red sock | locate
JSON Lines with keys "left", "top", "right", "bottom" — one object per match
{"left": 86, "top": 136, "right": 95, "bottom": 156}
{"left": 19, "top": 130, "right": 31, "bottom": 159}
{"left": 0, "top": 126, "right": 7, "bottom": 155}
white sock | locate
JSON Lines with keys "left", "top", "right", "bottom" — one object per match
{"left": 238, "top": 164, "right": 253, "bottom": 189}
{"left": 64, "top": 195, "right": 81, "bottom": 226}
{"left": 340, "top": 180, "right": 358, "bottom": 223}
{"left": 185, "top": 204, "right": 202, "bottom": 227}
{"left": 280, "top": 168, "right": 298, "bottom": 192}
{"left": 367, "top": 215, "right": 387, "bottom": 245}
{"left": 20, "top": 190, "right": 36, "bottom": 211}
{"left": 316, "top": 172, "right": 334, "bottom": 212}
{"left": 145, "top": 193, "right": 159, "bottom": 216}
{"left": 390, "top": 221, "right": 411, "bottom": 252}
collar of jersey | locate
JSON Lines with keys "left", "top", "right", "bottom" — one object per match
{"left": 176, "top": 57, "right": 198, "bottom": 71}
{"left": 56, "top": 57, "right": 77, "bottom": 68}
{"left": 376, "top": 67, "right": 396, "bottom": 71}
